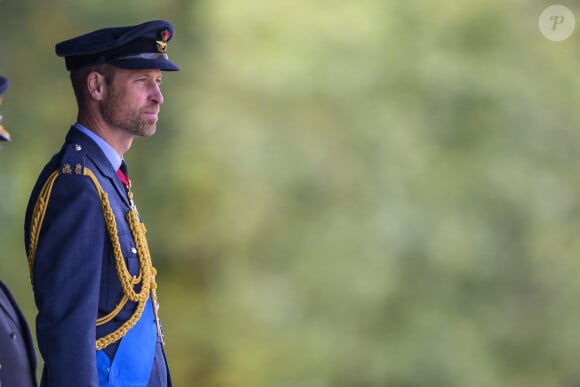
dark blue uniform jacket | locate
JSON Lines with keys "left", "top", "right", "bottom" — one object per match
{"left": 0, "top": 280, "right": 38, "bottom": 387}
{"left": 24, "top": 127, "right": 170, "bottom": 387}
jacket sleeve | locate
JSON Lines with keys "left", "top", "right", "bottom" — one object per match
{"left": 0, "top": 281, "right": 38, "bottom": 386}
{"left": 31, "top": 171, "right": 105, "bottom": 387}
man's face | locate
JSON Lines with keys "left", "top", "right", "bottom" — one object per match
{"left": 101, "top": 68, "right": 164, "bottom": 138}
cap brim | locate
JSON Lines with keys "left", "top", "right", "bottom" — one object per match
{"left": 110, "top": 58, "right": 180, "bottom": 71}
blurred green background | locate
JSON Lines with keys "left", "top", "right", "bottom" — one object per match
{"left": 2, "top": 0, "right": 580, "bottom": 385}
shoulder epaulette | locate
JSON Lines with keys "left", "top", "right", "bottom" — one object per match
{"left": 60, "top": 143, "right": 86, "bottom": 176}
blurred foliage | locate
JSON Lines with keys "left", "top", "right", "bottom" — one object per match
{"left": 2, "top": 0, "right": 580, "bottom": 385}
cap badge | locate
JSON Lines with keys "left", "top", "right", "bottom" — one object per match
{"left": 156, "top": 28, "right": 171, "bottom": 53}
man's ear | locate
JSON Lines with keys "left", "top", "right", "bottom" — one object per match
{"left": 86, "top": 71, "right": 106, "bottom": 101}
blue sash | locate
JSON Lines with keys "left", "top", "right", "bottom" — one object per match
{"left": 96, "top": 298, "right": 157, "bottom": 386}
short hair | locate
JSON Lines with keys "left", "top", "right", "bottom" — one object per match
{"left": 69, "top": 63, "right": 116, "bottom": 107}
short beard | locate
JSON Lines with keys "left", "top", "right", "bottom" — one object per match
{"left": 101, "top": 89, "right": 157, "bottom": 138}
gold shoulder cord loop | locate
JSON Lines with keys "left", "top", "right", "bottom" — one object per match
{"left": 27, "top": 167, "right": 158, "bottom": 350}
{"left": 27, "top": 170, "right": 60, "bottom": 279}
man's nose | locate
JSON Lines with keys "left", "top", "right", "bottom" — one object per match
{"left": 151, "top": 83, "right": 164, "bottom": 105}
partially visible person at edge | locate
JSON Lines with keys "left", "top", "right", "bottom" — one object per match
{"left": 23, "top": 20, "right": 179, "bottom": 387}
{"left": 0, "top": 75, "right": 38, "bottom": 387}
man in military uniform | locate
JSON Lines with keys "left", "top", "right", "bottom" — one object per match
{"left": 24, "top": 21, "right": 179, "bottom": 386}
{"left": 0, "top": 76, "right": 38, "bottom": 387}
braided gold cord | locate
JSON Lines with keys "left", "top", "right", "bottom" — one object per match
{"left": 96, "top": 296, "right": 147, "bottom": 350}
{"left": 85, "top": 169, "right": 156, "bottom": 350}
{"left": 27, "top": 167, "right": 158, "bottom": 351}
{"left": 27, "top": 170, "right": 60, "bottom": 281}
{"left": 94, "top": 186, "right": 151, "bottom": 303}
{"left": 96, "top": 295, "right": 130, "bottom": 326}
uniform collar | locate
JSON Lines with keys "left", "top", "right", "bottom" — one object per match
{"left": 67, "top": 125, "right": 132, "bottom": 208}
{"left": 73, "top": 122, "right": 124, "bottom": 171}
